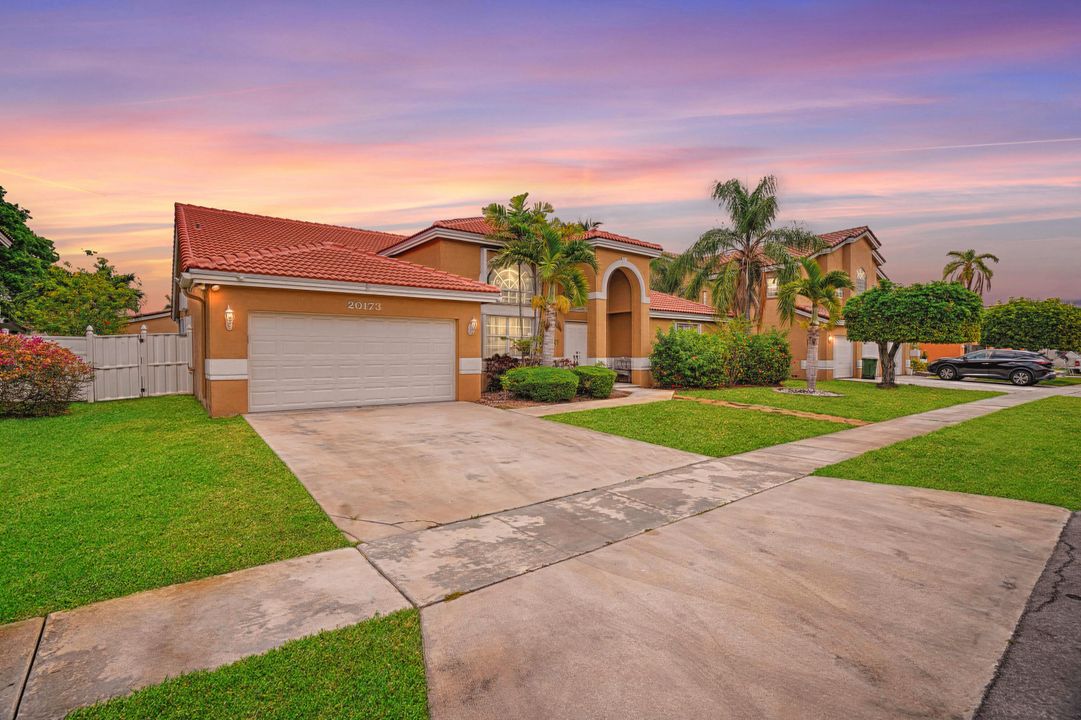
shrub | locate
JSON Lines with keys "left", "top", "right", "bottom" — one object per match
{"left": 650, "top": 326, "right": 791, "bottom": 388}
{"left": 483, "top": 353, "right": 521, "bottom": 391}
{"left": 649, "top": 328, "right": 727, "bottom": 389}
{"left": 0, "top": 335, "right": 95, "bottom": 417}
{"left": 574, "top": 365, "right": 617, "bottom": 398}
{"left": 501, "top": 366, "right": 579, "bottom": 402}
{"left": 910, "top": 358, "right": 929, "bottom": 373}
{"left": 735, "top": 329, "right": 791, "bottom": 386}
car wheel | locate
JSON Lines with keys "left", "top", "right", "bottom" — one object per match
{"left": 1010, "top": 369, "right": 1033, "bottom": 386}
{"left": 938, "top": 366, "right": 957, "bottom": 381}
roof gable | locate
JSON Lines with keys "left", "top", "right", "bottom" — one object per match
{"left": 175, "top": 204, "right": 499, "bottom": 295}
{"left": 382, "top": 216, "right": 664, "bottom": 256}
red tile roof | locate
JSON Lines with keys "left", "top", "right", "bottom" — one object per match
{"left": 649, "top": 291, "right": 716, "bottom": 316}
{"left": 787, "top": 226, "right": 875, "bottom": 259}
{"left": 175, "top": 204, "right": 500, "bottom": 295}
{"left": 404, "top": 217, "right": 663, "bottom": 251}
{"left": 582, "top": 228, "right": 663, "bottom": 251}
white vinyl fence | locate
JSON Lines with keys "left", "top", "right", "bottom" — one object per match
{"left": 42, "top": 325, "right": 193, "bottom": 402}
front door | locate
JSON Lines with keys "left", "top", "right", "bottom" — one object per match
{"left": 563, "top": 322, "right": 588, "bottom": 365}
{"left": 832, "top": 336, "right": 853, "bottom": 378}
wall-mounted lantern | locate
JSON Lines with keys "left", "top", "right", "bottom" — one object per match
{"left": 467, "top": 317, "right": 478, "bottom": 336}
{"left": 224, "top": 305, "right": 235, "bottom": 331}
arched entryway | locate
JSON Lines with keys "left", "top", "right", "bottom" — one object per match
{"left": 604, "top": 265, "right": 643, "bottom": 380}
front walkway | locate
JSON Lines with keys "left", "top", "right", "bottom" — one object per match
{"left": 5, "top": 383, "right": 1079, "bottom": 719}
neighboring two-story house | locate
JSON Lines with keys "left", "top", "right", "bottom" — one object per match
{"left": 757, "top": 226, "right": 898, "bottom": 380}
{"left": 171, "top": 205, "right": 717, "bottom": 416}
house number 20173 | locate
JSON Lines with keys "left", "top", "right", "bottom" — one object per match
{"left": 347, "top": 301, "right": 382, "bottom": 311}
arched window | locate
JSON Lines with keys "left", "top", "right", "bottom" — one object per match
{"left": 487, "top": 264, "right": 535, "bottom": 305}
{"left": 855, "top": 267, "right": 867, "bottom": 293}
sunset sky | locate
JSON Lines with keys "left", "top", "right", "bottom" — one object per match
{"left": 3, "top": 0, "right": 1079, "bottom": 308}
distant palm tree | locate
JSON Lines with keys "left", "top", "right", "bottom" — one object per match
{"left": 681, "top": 175, "right": 824, "bottom": 322}
{"left": 778, "top": 256, "right": 853, "bottom": 393}
{"left": 942, "top": 249, "right": 999, "bottom": 296}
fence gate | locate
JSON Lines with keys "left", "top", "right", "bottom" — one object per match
{"left": 42, "top": 326, "right": 193, "bottom": 402}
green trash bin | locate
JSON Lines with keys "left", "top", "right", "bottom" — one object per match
{"left": 861, "top": 357, "right": 878, "bottom": 378}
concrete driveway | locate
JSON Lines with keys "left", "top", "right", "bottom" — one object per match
{"left": 422, "top": 476, "right": 1067, "bottom": 720}
{"left": 246, "top": 402, "right": 705, "bottom": 541}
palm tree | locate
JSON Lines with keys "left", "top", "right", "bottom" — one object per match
{"left": 942, "top": 249, "right": 999, "bottom": 296}
{"left": 484, "top": 194, "right": 552, "bottom": 356}
{"left": 777, "top": 256, "right": 853, "bottom": 393}
{"left": 649, "top": 253, "right": 687, "bottom": 295}
{"left": 486, "top": 195, "right": 598, "bottom": 365}
{"left": 681, "top": 176, "right": 825, "bottom": 322}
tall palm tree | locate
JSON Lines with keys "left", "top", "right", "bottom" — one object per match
{"left": 486, "top": 195, "right": 598, "bottom": 365}
{"left": 484, "top": 194, "right": 552, "bottom": 357}
{"left": 681, "top": 176, "right": 825, "bottom": 322}
{"left": 777, "top": 256, "right": 853, "bottom": 393}
{"left": 942, "top": 249, "right": 999, "bottom": 296}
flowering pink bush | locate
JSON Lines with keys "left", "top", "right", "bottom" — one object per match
{"left": 0, "top": 335, "right": 95, "bottom": 417}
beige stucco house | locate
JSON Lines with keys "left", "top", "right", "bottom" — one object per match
{"left": 171, "top": 205, "right": 717, "bottom": 416}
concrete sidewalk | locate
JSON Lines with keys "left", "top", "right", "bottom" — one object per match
{"left": 7, "top": 549, "right": 408, "bottom": 720}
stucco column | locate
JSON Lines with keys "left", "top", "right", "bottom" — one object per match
{"left": 587, "top": 297, "right": 607, "bottom": 364}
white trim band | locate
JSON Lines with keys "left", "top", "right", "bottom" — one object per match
{"left": 205, "top": 358, "right": 248, "bottom": 380}
{"left": 459, "top": 358, "right": 483, "bottom": 375}
{"left": 180, "top": 270, "right": 499, "bottom": 303}
{"left": 650, "top": 310, "right": 717, "bottom": 322}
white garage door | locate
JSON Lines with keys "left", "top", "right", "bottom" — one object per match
{"left": 832, "top": 336, "right": 853, "bottom": 378}
{"left": 248, "top": 313, "right": 455, "bottom": 412}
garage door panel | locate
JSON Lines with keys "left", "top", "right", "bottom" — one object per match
{"left": 247, "top": 313, "right": 455, "bottom": 412}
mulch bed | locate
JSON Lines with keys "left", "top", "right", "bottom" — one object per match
{"left": 477, "top": 389, "right": 631, "bottom": 410}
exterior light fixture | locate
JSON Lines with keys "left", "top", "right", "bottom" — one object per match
{"left": 224, "top": 305, "right": 235, "bottom": 331}
{"left": 467, "top": 317, "right": 478, "bottom": 336}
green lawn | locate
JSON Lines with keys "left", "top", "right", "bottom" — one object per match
{"left": 1, "top": 396, "right": 348, "bottom": 624}
{"left": 1037, "top": 375, "right": 1081, "bottom": 387}
{"left": 547, "top": 399, "right": 847, "bottom": 457}
{"left": 681, "top": 379, "right": 1003, "bottom": 422}
{"left": 815, "top": 396, "right": 1081, "bottom": 509}
{"left": 68, "top": 610, "right": 427, "bottom": 720}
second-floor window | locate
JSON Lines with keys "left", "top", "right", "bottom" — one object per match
{"left": 487, "top": 264, "right": 535, "bottom": 305}
{"left": 855, "top": 267, "right": 867, "bottom": 293}
{"left": 766, "top": 277, "right": 778, "bottom": 298}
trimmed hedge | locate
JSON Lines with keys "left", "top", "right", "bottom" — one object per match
{"left": 574, "top": 365, "right": 617, "bottom": 399}
{"left": 501, "top": 366, "right": 579, "bottom": 402}
{"left": 649, "top": 326, "right": 791, "bottom": 389}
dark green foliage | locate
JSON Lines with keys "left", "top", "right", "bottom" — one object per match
{"left": 843, "top": 281, "right": 983, "bottom": 345}
{"left": 573, "top": 365, "right": 617, "bottom": 398}
{"left": 501, "top": 366, "right": 579, "bottom": 402}
{"left": 843, "top": 281, "right": 983, "bottom": 386}
{"left": 726, "top": 329, "right": 792, "bottom": 386}
{"left": 649, "top": 326, "right": 792, "bottom": 388}
{"left": 981, "top": 297, "right": 1081, "bottom": 352}
{"left": 648, "top": 328, "right": 727, "bottom": 388}
{"left": 15, "top": 252, "right": 142, "bottom": 335}
{"left": 0, "top": 186, "right": 59, "bottom": 319}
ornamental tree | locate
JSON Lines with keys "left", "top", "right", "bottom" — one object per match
{"left": 843, "top": 281, "right": 982, "bottom": 388}
{"left": 15, "top": 253, "right": 142, "bottom": 335}
{"left": 981, "top": 298, "right": 1081, "bottom": 352}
